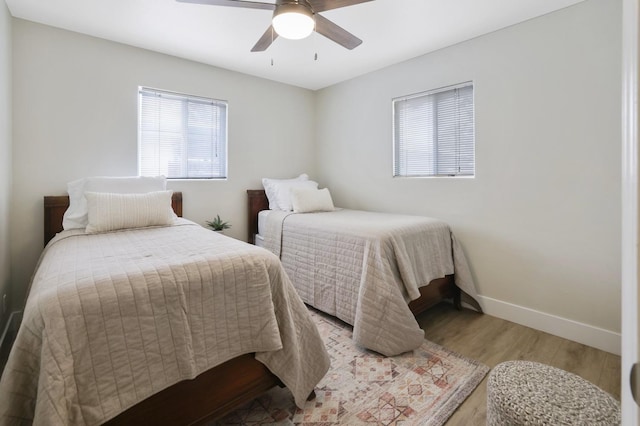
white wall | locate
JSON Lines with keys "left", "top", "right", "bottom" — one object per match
{"left": 315, "top": 0, "right": 622, "bottom": 352}
{"left": 11, "top": 19, "right": 316, "bottom": 305}
{"left": 0, "top": 1, "right": 12, "bottom": 330}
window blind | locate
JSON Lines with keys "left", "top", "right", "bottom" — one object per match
{"left": 393, "top": 82, "right": 474, "bottom": 177}
{"left": 138, "top": 87, "right": 228, "bottom": 179}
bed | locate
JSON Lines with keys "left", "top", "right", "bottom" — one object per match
{"left": 0, "top": 191, "right": 329, "bottom": 425}
{"left": 247, "top": 189, "right": 481, "bottom": 357}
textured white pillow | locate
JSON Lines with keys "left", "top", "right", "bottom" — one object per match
{"left": 85, "top": 190, "right": 175, "bottom": 234}
{"left": 63, "top": 176, "right": 167, "bottom": 230}
{"left": 290, "top": 188, "right": 335, "bottom": 213}
{"left": 262, "top": 174, "right": 319, "bottom": 211}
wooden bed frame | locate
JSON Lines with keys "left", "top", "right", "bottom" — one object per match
{"left": 246, "top": 189, "right": 461, "bottom": 315}
{"left": 43, "top": 192, "right": 283, "bottom": 425}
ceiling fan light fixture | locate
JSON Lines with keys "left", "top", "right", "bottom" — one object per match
{"left": 272, "top": 3, "right": 314, "bottom": 40}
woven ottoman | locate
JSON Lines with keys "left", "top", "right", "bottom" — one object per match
{"left": 487, "top": 361, "right": 620, "bottom": 425}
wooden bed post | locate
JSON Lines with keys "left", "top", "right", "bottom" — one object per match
{"left": 247, "top": 189, "right": 268, "bottom": 244}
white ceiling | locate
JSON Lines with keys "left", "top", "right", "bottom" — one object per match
{"left": 6, "top": 0, "right": 586, "bottom": 90}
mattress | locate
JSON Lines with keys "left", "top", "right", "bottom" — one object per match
{"left": 258, "top": 209, "right": 271, "bottom": 237}
{"left": 0, "top": 220, "right": 330, "bottom": 425}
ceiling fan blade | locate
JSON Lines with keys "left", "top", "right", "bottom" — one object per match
{"left": 314, "top": 14, "right": 362, "bottom": 50}
{"left": 251, "top": 25, "right": 278, "bottom": 52}
{"left": 176, "top": 0, "right": 275, "bottom": 11}
{"left": 308, "top": 0, "right": 373, "bottom": 13}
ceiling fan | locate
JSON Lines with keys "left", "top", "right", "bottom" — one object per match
{"left": 176, "top": 0, "right": 373, "bottom": 52}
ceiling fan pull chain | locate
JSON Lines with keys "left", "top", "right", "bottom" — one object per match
{"left": 313, "top": 23, "right": 318, "bottom": 62}
{"left": 270, "top": 26, "right": 274, "bottom": 66}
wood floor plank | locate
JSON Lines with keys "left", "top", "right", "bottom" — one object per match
{"left": 551, "top": 339, "right": 607, "bottom": 384}
{"left": 415, "top": 302, "right": 620, "bottom": 425}
{"left": 598, "top": 353, "right": 621, "bottom": 399}
{"left": 508, "top": 326, "right": 564, "bottom": 365}
{"left": 445, "top": 377, "right": 488, "bottom": 426}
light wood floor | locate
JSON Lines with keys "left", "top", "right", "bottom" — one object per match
{"left": 415, "top": 303, "right": 621, "bottom": 425}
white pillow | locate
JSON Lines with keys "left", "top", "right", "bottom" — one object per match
{"left": 262, "top": 174, "right": 318, "bottom": 211}
{"left": 63, "top": 176, "right": 167, "bottom": 230}
{"left": 85, "top": 191, "right": 175, "bottom": 234}
{"left": 290, "top": 188, "right": 335, "bottom": 213}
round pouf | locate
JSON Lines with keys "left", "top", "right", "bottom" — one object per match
{"left": 487, "top": 361, "right": 620, "bottom": 425}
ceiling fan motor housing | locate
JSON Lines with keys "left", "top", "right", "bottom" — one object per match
{"left": 272, "top": 0, "right": 315, "bottom": 40}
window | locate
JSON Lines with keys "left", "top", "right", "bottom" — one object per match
{"left": 138, "top": 87, "right": 227, "bottom": 179}
{"left": 393, "top": 82, "right": 474, "bottom": 177}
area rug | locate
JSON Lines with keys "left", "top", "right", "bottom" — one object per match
{"left": 214, "top": 309, "right": 489, "bottom": 425}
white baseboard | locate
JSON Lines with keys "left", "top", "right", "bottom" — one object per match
{"left": 476, "top": 295, "right": 621, "bottom": 356}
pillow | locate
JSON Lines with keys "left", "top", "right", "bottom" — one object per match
{"left": 63, "top": 176, "right": 167, "bottom": 230}
{"left": 290, "top": 187, "right": 335, "bottom": 213}
{"left": 262, "top": 174, "right": 318, "bottom": 211}
{"left": 85, "top": 190, "right": 175, "bottom": 234}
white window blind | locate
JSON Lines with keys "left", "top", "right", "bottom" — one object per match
{"left": 393, "top": 82, "right": 474, "bottom": 177}
{"left": 138, "top": 87, "right": 227, "bottom": 179}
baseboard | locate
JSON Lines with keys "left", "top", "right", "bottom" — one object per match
{"left": 0, "top": 311, "right": 23, "bottom": 374}
{"left": 476, "top": 295, "right": 621, "bottom": 356}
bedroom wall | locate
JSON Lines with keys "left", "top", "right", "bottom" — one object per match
{"left": 315, "top": 0, "right": 622, "bottom": 353}
{"left": 0, "top": 1, "right": 13, "bottom": 332}
{"left": 10, "top": 19, "right": 316, "bottom": 306}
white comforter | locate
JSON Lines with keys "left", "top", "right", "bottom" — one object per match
{"left": 0, "top": 220, "right": 329, "bottom": 425}
{"left": 264, "top": 209, "right": 479, "bottom": 357}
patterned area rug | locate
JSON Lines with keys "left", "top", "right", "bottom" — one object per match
{"left": 215, "top": 309, "right": 489, "bottom": 426}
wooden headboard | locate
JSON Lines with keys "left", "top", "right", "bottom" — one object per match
{"left": 43, "top": 192, "right": 183, "bottom": 246}
{"left": 247, "top": 190, "right": 268, "bottom": 245}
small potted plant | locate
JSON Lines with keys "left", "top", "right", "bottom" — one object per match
{"left": 206, "top": 215, "right": 231, "bottom": 234}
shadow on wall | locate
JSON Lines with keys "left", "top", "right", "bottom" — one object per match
{"left": 0, "top": 311, "right": 22, "bottom": 375}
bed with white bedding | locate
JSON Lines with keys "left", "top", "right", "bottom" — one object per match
{"left": 247, "top": 188, "right": 481, "bottom": 357}
{"left": 0, "top": 190, "right": 329, "bottom": 425}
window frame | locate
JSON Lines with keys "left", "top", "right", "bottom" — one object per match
{"left": 137, "top": 86, "right": 228, "bottom": 180}
{"left": 392, "top": 81, "right": 475, "bottom": 178}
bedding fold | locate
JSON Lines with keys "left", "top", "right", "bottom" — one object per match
{"left": 0, "top": 220, "right": 329, "bottom": 425}
{"left": 263, "top": 209, "right": 480, "bottom": 357}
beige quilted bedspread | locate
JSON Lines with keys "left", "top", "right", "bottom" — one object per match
{"left": 0, "top": 220, "right": 329, "bottom": 425}
{"left": 264, "top": 209, "right": 479, "bottom": 357}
